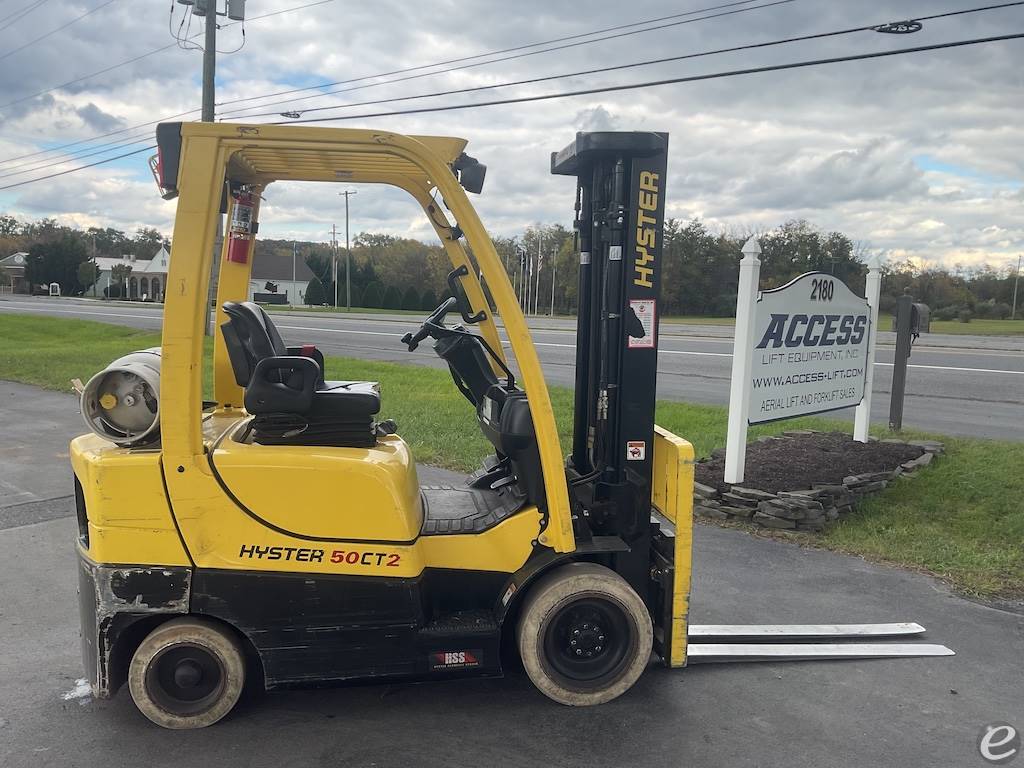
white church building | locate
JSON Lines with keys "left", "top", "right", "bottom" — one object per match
{"left": 94, "top": 246, "right": 171, "bottom": 300}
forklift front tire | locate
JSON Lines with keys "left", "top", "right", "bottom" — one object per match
{"left": 517, "top": 562, "right": 652, "bottom": 706}
{"left": 127, "top": 617, "right": 246, "bottom": 729}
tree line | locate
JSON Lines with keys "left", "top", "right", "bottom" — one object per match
{"left": 0, "top": 215, "right": 168, "bottom": 296}
{"left": 3, "top": 212, "right": 1019, "bottom": 321}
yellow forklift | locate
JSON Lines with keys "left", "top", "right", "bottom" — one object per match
{"left": 72, "top": 123, "right": 951, "bottom": 729}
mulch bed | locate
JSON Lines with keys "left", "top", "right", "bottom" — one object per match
{"left": 695, "top": 431, "right": 925, "bottom": 494}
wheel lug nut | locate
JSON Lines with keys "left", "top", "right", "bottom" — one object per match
{"left": 598, "top": 635, "right": 604, "bottom": 642}
{"left": 595, "top": 645, "right": 602, "bottom": 652}
{"left": 576, "top": 649, "right": 582, "bottom": 656}
{"left": 583, "top": 624, "right": 589, "bottom": 629}
{"left": 573, "top": 629, "right": 580, "bottom": 636}
{"left": 571, "top": 640, "right": 576, "bottom": 646}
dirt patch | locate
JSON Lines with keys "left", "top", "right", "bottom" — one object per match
{"left": 695, "top": 432, "right": 925, "bottom": 493}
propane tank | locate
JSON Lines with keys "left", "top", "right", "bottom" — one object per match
{"left": 81, "top": 348, "right": 162, "bottom": 447}
{"left": 226, "top": 189, "right": 255, "bottom": 264}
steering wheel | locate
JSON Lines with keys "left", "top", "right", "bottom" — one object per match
{"left": 400, "top": 297, "right": 460, "bottom": 351}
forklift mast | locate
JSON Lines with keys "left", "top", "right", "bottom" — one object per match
{"left": 552, "top": 132, "right": 669, "bottom": 600}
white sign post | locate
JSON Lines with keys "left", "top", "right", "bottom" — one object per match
{"left": 853, "top": 253, "right": 883, "bottom": 443}
{"left": 726, "top": 257, "right": 872, "bottom": 484}
{"left": 724, "top": 237, "right": 762, "bottom": 484}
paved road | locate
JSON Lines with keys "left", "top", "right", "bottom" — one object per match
{"left": 0, "top": 381, "right": 1021, "bottom": 768}
{"left": 2, "top": 296, "right": 1022, "bottom": 440}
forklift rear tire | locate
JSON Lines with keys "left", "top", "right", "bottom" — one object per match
{"left": 127, "top": 617, "right": 246, "bottom": 729}
{"left": 517, "top": 562, "right": 652, "bottom": 706}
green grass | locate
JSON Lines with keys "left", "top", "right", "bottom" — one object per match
{"left": 1, "top": 314, "right": 1020, "bottom": 600}
{"left": 875, "top": 313, "right": 1024, "bottom": 336}
{"left": 826, "top": 437, "right": 1024, "bottom": 599}
{"left": 660, "top": 315, "right": 735, "bottom": 326}
{"left": 926, "top": 318, "right": 1024, "bottom": 336}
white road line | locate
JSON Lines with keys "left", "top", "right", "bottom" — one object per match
{"left": 0, "top": 304, "right": 160, "bottom": 321}
{"left": 278, "top": 325, "right": 1024, "bottom": 374}
{"left": 5, "top": 306, "right": 1023, "bottom": 376}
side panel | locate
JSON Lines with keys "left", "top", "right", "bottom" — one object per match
{"left": 210, "top": 434, "right": 424, "bottom": 542}
{"left": 191, "top": 569, "right": 425, "bottom": 686}
{"left": 71, "top": 434, "right": 190, "bottom": 567}
{"left": 651, "top": 425, "right": 695, "bottom": 668}
{"left": 191, "top": 568, "right": 504, "bottom": 687}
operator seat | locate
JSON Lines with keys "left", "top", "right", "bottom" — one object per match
{"left": 219, "top": 301, "right": 381, "bottom": 447}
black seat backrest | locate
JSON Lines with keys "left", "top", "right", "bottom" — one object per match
{"left": 221, "top": 301, "right": 288, "bottom": 386}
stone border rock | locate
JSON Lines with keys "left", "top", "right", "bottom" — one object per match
{"left": 693, "top": 438, "right": 944, "bottom": 532}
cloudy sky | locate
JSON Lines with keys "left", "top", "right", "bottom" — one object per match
{"left": 0, "top": 0, "right": 1021, "bottom": 270}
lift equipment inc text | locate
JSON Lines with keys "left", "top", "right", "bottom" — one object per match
{"left": 748, "top": 273, "right": 871, "bottom": 424}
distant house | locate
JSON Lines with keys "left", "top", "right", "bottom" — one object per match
{"left": 0, "top": 252, "right": 30, "bottom": 293}
{"left": 249, "top": 250, "right": 316, "bottom": 305}
{"left": 94, "top": 246, "right": 171, "bottom": 300}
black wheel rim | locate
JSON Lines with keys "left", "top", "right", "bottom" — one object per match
{"left": 146, "top": 643, "right": 226, "bottom": 716}
{"left": 542, "top": 595, "right": 635, "bottom": 690}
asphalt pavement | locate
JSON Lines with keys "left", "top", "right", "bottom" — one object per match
{"left": 0, "top": 380, "right": 1021, "bottom": 768}
{"left": 1, "top": 295, "right": 1021, "bottom": 440}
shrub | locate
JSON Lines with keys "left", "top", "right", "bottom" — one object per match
{"left": 957, "top": 308, "right": 972, "bottom": 323}
{"left": 878, "top": 294, "right": 898, "bottom": 314}
{"left": 382, "top": 285, "right": 403, "bottom": 310}
{"left": 420, "top": 289, "right": 437, "bottom": 311}
{"left": 360, "top": 282, "right": 383, "bottom": 308}
{"left": 974, "top": 300, "right": 1012, "bottom": 320}
{"left": 304, "top": 277, "right": 326, "bottom": 305}
{"left": 933, "top": 305, "right": 959, "bottom": 321}
{"left": 401, "top": 286, "right": 421, "bottom": 311}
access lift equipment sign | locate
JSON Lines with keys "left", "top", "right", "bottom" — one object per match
{"left": 748, "top": 272, "right": 871, "bottom": 424}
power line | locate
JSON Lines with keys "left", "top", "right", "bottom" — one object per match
{"left": 277, "top": 32, "right": 1024, "bottom": 125}
{"left": 0, "top": 136, "right": 152, "bottom": 181}
{"left": 2, "top": 30, "right": 1019, "bottom": 192}
{"left": 0, "top": 0, "right": 778, "bottom": 164}
{"left": 0, "top": 0, "right": 119, "bottom": 63}
{"left": 0, "top": 0, "right": 336, "bottom": 111}
{"left": 0, "top": 0, "right": 50, "bottom": 31}
{"left": 216, "top": 0, "right": 769, "bottom": 108}
{"left": 0, "top": 109, "right": 197, "bottom": 168}
{"left": 219, "top": 0, "right": 797, "bottom": 118}
{"left": 238, "top": 1, "right": 1024, "bottom": 121}
{"left": 0, "top": 145, "right": 155, "bottom": 191}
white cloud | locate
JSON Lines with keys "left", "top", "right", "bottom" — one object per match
{"left": 0, "top": 0, "right": 1021, "bottom": 270}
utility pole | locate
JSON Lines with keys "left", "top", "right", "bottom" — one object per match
{"left": 91, "top": 234, "right": 97, "bottom": 297}
{"left": 331, "top": 224, "right": 339, "bottom": 307}
{"left": 549, "top": 248, "right": 556, "bottom": 316}
{"left": 339, "top": 190, "right": 357, "bottom": 311}
{"left": 528, "top": 249, "right": 536, "bottom": 315}
{"left": 187, "top": 0, "right": 249, "bottom": 329}
{"left": 518, "top": 247, "right": 526, "bottom": 310}
{"left": 534, "top": 229, "right": 543, "bottom": 316}
{"left": 1013, "top": 253, "right": 1022, "bottom": 320}
{"left": 201, "top": 3, "right": 216, "bottom": 121}
{"left": 291, "top": 241, "right": 297, "bottom": 305}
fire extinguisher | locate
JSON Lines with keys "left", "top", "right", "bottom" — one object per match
{"left": 226, "top": 188, "right": 256, "bottom": 264}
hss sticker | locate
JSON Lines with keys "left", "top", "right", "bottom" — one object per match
{"left": 430, "top": 650, "right": 482, "bottom": 670}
